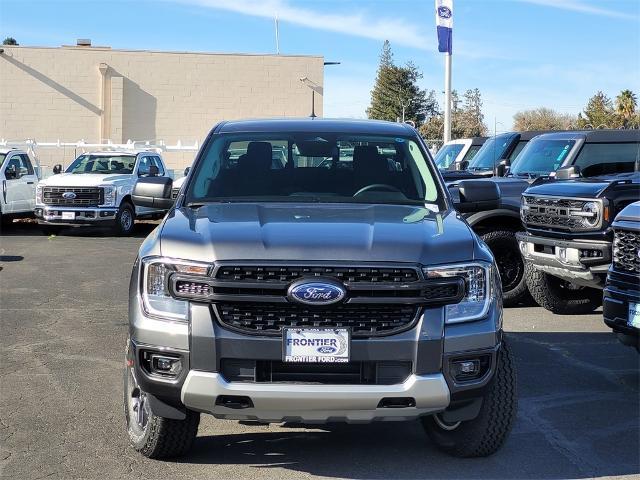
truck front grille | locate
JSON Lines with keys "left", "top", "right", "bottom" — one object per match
{"left": 42, "top": 187, "right": 103, "bottom": 207}
{"left": 522, "top": 195, "right": 596, "bottom": 231}
{"left": 215, "top": 265, "right": 419, "bottom": 283}
{"left": 215, "top": 303, "right": 419, "bottom": 337}
{"left": 169, "top": 263, "right": 465, "bottom": 337}
{"left": 613, "top": 229, "right": 640, "bottom": 274}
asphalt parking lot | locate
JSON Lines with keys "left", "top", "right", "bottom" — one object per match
{"left": 1, "top": 221, "right": 638, "bottom": 480}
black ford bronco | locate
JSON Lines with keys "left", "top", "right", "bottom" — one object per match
{"left": 517, "top": 130, "right": 640, "bottom": 314}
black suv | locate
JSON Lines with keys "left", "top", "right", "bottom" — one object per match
{"left": 604, "top": 201, "right": 640, "bottom": 350}
{"left": 517, "top": 129, "right": 640, "bottom": 314}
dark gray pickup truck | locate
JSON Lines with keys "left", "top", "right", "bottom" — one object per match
{"left": 126, "top": 118, "right": 516, "bottom": 460}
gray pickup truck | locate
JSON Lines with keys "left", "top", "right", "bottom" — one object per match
{"left": 126, "top": 118, "right": 516, "bottom": 459}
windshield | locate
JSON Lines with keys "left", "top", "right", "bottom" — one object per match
{"left": 65, "top": 155, "right": 136, "bottom": 174}
{"left": 186, "top": 133, "right": 441, "bottom": 207}
{"left": 434, "top": 143, "right": 464, "bottom": 169}
{"left": 510, "top": 139, "right": 576, "bottom": 177}
{"left": 467, "top": 134, "right": 517, "bottom": 171}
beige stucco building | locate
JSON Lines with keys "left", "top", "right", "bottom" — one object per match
{"left": 0, "top": 44, "right": 324, "bottom": 170}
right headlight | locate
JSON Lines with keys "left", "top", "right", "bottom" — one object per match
{"left": 423, "top": 262, "right": 494, "bottom": 323}
{"left": 140, "top": 257, "right": 211, "bottom": 321}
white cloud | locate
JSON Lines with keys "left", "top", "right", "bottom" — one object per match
{"left": 518, "top": 0, "right": 639, "bottom": 21}
{"left": 180, "top": 0, "right": 435, "bottom": 51}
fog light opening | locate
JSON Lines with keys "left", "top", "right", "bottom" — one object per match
{"left": 450, "top": 355, "right": 491, "bottom": 382}
{"left": 141, "top": 351, "right": 183, "bottom": 378}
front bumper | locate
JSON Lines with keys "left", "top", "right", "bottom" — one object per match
{"left": 129, "top": 297, "right": 502, "bottom": 423}
{"left": 516, "top": 232, "right": 610, "bottom": 288}
{"left": 35, "top": 205, "right": 117, "bottom": 224}
{"left": 181, "top": 370, "right": 449, "bottom": 423}
{"left": 604, "top": 270, "right": 639, "bottom": 345}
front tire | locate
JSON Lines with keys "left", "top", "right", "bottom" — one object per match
{"left": 114, "top": 202, "right": 135, "bottom": 236}
{"left": 124, "top": 366, "right": 199, "bottom": 459}
{"left": 525, "top": 263, "right": 601, "bottom": 314}
{"left": 480, "top": 229, "right": 530, "bottom": 307}
{"left": 422, "top": 341, "right": 518, "bottom": 457}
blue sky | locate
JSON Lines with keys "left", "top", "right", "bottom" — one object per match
{"left": 1, "top": 0, "right": 639, "bottom": 131}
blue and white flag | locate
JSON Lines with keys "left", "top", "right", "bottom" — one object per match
{"left": 435, "top": 0, "right": 453, "bottom": 54}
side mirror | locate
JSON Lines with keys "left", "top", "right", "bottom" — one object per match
{"left": 184, "top": 167, "right": 191, "bottom": 177}
{"left": 494, "top": 159, "right": 509, "bottom": 177}
{"left": 132, "top": 177, "right": 173, "bottom": 209}
{"left": 457, "top": 160, "right": 469, "bottom": 171}
{"left": 4, "top": 165, "right": 18, "bottom": 179}
{"left": 456, "top": 180, "right": 500, "bottom": 212}
{"left": 53, "top": 164, "right": 63, "bottom": 174}
{"left": 555, "top": 165, "right": 581, "bottom": 180}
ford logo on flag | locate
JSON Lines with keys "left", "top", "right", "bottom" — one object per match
{"left": 288, "top": 280, "right": 346, "bottom": 306}
{"left": 437, "top": 6, "right": 452, "bottom": 18}
{"left": 62, "top": 192, "right": 77, "bottom": 200}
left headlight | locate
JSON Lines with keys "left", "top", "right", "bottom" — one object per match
{"left": 36, "top": 185, "right": 43, "bottom": 204}
{"left": 102, "top": 186, "right": 116, "bottom": 206}
{"left": 140, "top": 257, "right": 211, "bottom": 321}
{"left": 423, "top": 262, "right": 494, "bottom": 323}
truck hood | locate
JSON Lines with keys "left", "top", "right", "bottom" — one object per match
{"left": 615, "top": 201, "right": 640, "bottom": 224}
{"left": 524, "top": 172, "right": 640, "bottom": 198}
{"left": 158, "top": 203, "right": 476, "bottom": 264}
{"left": 40, "top": 172, "right": 132, "bottom": 186}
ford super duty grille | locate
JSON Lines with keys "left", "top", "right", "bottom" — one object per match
{"left": 169, "top": 263, "right": 465, "bottom": 337}
{"left": 522, "top": 195, "right": 595, "bottom": 231}
{"left": 42, "top": 187, "right": 103, "bottom": 207}
{"left": 613, "top": 229, "right": 640, "bottom": 274}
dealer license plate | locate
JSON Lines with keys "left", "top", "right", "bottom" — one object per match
{"left": 283, "top": 328, "right": 350, "bottom": 363}
{"left": 628, "top": 302, "right": 640, "bottom": 329}
{"left": 61, "top": 212, "right": 75, "bottom": 220}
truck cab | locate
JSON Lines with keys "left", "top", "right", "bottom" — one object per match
{"left": 0, "top": 148, "right": 39, "bottom": 224}
{"left": 34, "top": 150, "right": 169, "bottom": 235}
{"left": 434, "top": 137, "right": 486, "bottom": 171}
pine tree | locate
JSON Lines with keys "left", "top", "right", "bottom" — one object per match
{"left": 576, "top": 91, "right": 615, "bottom": 129}
{"left": 367, "top": 41, "right": 435, "bottom": 126}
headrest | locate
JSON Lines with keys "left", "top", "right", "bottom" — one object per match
{"left": 239, "top": 142, "right": 272, "bottom": 171}
{"left": 353, "top": 145, "right": 388, "bottom": 172}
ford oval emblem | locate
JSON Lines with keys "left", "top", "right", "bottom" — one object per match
{"left": 437, "top": 6, "right": 452, "bottom": 18}
{"left": 62, "top": 191, "right": 77, "bottom": 200}
{"left": 287, "top": 279, "right": 346, "bottom": 306}
{"left": 317, "top": 345, "right": 337, "bottom": 354}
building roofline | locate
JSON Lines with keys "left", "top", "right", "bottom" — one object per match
{"left": 0, "top": 44, "right": 323, "bottom": 59}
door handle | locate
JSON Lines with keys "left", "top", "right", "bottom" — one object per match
{"left": 27, "top": 181, "right": 35, "bottom": 185}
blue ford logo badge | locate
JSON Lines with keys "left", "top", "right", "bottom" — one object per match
{"left": 62, "top": 192, "right": 76, "bottom": 200}
{"left": 317, "top": 345, "right": 337, "bottom": 354}
{"left": 437, "top": 6, "right": 452, "bottom": 18}
{"left": 288, "top": 280, "right": 346, "bottom": 306}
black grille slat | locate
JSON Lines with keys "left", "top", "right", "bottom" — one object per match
{"left": 523, "top": 195, "right": 590, "bottom": 231}
{"left": 215, "top": 265, "right": 419, "bottom": 283}
{"left": 42, "top": 187, "right": 103, "bottom": 207}
{"left": 215, "top": 303, "right": 420, "bottom": 337}
{"left": 613, "top": 229, "right": 640, "bottom": 274}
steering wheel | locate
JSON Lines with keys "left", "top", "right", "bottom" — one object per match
{"left": 353, "top": 184, "right": 402, "bottom": 197}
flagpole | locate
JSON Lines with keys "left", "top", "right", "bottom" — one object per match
{"left": 444, "top": 52, "right": 452, "bottom": 142}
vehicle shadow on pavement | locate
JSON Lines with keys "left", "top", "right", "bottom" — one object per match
{"left": 0, "top": 220, "right": 158, "bottom": 238}
{"left": 175, "top": 331, "right": 639, "bottom": 480}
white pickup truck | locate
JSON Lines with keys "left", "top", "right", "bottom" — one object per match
{"left": 35, "top": 150, "right": 170, "bottom": 235}
{"left": 1, "top": 148, "right": 39, "bottom": 225}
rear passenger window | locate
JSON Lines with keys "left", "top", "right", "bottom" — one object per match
{"left": 575, "top": 143, "right": 639, "bottom": 177}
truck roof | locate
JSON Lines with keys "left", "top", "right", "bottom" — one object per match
{"left": 217, "top": 118, "right": 416, "bottom": 136}
{"left": 530, "top": 129, "right": 640, "bottom": 143}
